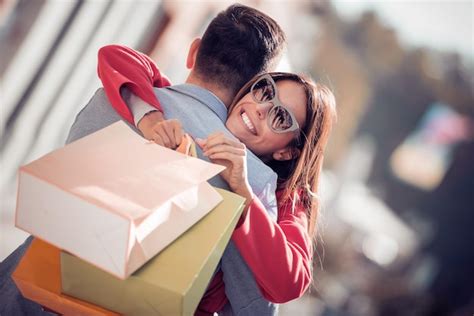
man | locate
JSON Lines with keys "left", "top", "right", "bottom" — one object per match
{"left": 0, "top": 4, "right": 285, "bottom": 315}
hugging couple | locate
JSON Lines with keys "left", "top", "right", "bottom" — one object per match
{"left": 1, "top": 4, "right": 335, "bottom": 316}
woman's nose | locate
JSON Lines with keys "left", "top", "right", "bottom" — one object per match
{"left": 256, "top": 102, "right": 272, "bottom": 120}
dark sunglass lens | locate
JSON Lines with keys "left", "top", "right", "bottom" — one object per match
{"left": 269, "top": 106, "right": 293, "bottom": 131}
{"left": 252, "top": 78, "right": 275, "bottom": 102}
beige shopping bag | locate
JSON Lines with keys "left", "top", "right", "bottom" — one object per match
{"left": 16, "top": 121, "right": 224, "bottom": 279}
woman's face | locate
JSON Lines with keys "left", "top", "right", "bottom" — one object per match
{"left": 225, "top": 79, "right": 307, "bottom": 157}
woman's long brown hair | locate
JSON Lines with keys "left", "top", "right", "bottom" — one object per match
{"left": 229, "top": 72, "right": 336, "bottom": 238}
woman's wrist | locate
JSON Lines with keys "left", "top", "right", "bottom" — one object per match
{"left": 234, "top": 185, "right": 255, "bottom": 227}
{"left": 137, "top": 110, "right": 164, "bottom": 136}
{"left": 234, "top": 182, "right": 254, "bottom": 207}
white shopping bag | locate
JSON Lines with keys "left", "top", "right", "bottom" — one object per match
{"left": 16, "top": 122, "right": 224, "bottom": 279}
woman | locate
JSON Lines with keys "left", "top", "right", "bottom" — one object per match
{"left": 97, "top": 45, "right": 336, "bottom": 313}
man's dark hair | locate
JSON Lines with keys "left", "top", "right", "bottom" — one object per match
{"left": 195, "top": 4, "right": 286, "bottom": 95}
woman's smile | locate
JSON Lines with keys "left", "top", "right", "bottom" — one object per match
{"left": 240, "top": 110, "right": 258, "bottom": 135}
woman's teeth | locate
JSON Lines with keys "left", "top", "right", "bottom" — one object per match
{"left": 241, "top": 112, "right": 257, "bottom": 135}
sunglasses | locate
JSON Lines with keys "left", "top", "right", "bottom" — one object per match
{"left": 250, "top": 74, "right": 300, "bottom": 134}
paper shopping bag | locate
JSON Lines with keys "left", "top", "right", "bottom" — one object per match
{"left": 15, "top": 121, "right": 224, "bottom": 279}
{"left": 12, "top": 238, "right": 118, "bottom": 315}
{"left": 61, "top": 188, "right": 244, "bottom": 316}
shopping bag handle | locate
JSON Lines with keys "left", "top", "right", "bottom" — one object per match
{"left": 176, "top": 134, "right": 197, "bottom": 157}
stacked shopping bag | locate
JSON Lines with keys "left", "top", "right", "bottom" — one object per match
{"left": 12, "top": 122, "right": 245, "bottom": 315}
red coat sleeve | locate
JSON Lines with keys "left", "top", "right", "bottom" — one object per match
{"left": 232, "top": 191, "right": 313, "bottom": 303}
{"left": 97, "top": 44, "right": 172, "bottom": 125}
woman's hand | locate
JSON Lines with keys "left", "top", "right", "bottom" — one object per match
{"left": 197, "top": 132, "right": 254, "bottom": 202}
{"left": 138, "top": 111, "right": 184, "bottom": 149}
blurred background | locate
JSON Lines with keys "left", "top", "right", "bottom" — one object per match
{"left": 1, "top": 0, "right": 473, "bottom": 315}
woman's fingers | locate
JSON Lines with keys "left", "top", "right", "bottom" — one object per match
{"left": 154, "top": 124, "right": 173, "bottom": 148}
{"left": 151, "top": 134, "right": 164, "bottom": 146}
{"left": 172, "top": 120, "right": 184, "bottom": 146}
{"left": 161, "top": 124, "right": 177, "bottom": 148}
{"left": 202, "top": 132, "right": 245, "bottom": 151}
{"left": 151, "top": 119, "right": 184, "bottom": 149}
{"left": 162, "top": 119, "right": 183, "bottom": 148}
{"left": 206, "top": 151, "right": 239, "bottom": 163}
{"left": 203, "top": 144, "right": 246, "bottom": 158}
{"left": 202, "top": 133, "right": 249, "bottom": 195}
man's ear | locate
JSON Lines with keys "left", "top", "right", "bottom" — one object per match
{"left": 186, "top": 38, "right": 201, "bottom": 69}
{"left": 272, "top": 147, "right": 301, "bottom": 161}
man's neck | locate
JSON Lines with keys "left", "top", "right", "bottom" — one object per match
{"left": 185, "top": 74, "right": 233, "bottom": 108}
